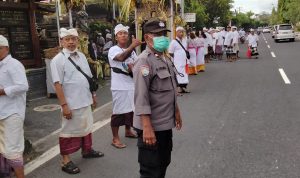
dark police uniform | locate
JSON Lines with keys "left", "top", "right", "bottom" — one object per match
{"left": 133, "top": 18, "right": 178, "bottom": 178}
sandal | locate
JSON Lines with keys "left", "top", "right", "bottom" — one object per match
{"left": 111, "top": 142, "right": 127, "bottom": 149}
{"left": 61, "top": 161, "right": 80, "bottom": 174}
{"left": 82, "top": 149, "right": 104, "bottom": 158}
{"left": 125, "top": 134, "right": 138, "bottom": 139}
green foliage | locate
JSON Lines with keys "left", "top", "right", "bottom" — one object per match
{"left": 283, "top": 0, "right": 300, "bottom": 25}
{"left": 185, "top": 0, "right": 233, "bottom": 29}
{"left": 89, "top": 21, "right": 112, "bottom": 34}
{"left": 185, "top": 0, "right": 208, "bottom": 29}
{"left": 270, "top": 7, "right": 278, "bottom": 25}
{"left": 231, "top": 11, "right": 269, "bottom": 29}
{"left": 200, "top": 0, "right": 233, "bottom": 27}
{"left": 277, "top": 0, "right": 300, "bottom": 25}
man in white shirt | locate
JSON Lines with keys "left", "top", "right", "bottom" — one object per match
{"left": 169, "top": 26, "right": 190, "bottom": 94}
{"left": 247, "top": 29, "right": 259, "bottom": 47}
{"left": 0, "top": 35, "right": 28, "bottom": 178}
{"left": 215, "top": 29, "right": 224, "bottom": 60}
{"left": 204, "top": 28, "right": 214, "bottom": 63}
{"left": 108, "top": 24, "right": 142, "bottom": 149}
{"left": 246, "top": 29, "right": 259, "bottom": 58}
{"left": 224, "top": 26, "right": 234, "bottom": 62}
{"left": 232, "top": 26, "right": 240, "bottom": 60}
{"left": 51, "top": 28, "right": 103, "bottom": 174}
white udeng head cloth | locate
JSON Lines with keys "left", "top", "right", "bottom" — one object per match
{"left": 60, "top": 28, "right": 79, "bottom": 38}
{"left": 0, "top": 35, "right": 9, "bottom": 47}
{"left": 176, "top": 26, "right": 185, "bottom": 32}
{"left": 114, "top": 24, "right": 129, "bottom": 35}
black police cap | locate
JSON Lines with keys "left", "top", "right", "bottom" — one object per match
{"left": 143, "top": 18, "right": 171, "bottom": 34}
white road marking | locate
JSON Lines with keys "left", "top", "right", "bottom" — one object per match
{"left": 271, "top": 52, "right": 276, "bottom": 58}
{"left": 32, "top": 101, "right": 112, "bottom": 147}
{"left": 279, "top": 68, "right": 291, "bottom": 84}
{"left": 25, "top": 118, "right": 111, "bottom": 175}
{"left": 265, "top": 40, "right": 268, "bottom": 44}
{"left": 267, "top": 45, "right": 270, "bottom": 48}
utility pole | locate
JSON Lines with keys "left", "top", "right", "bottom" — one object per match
{"left": 181, "top": 0, "right": 184, "bottom": 18}
{"left": 170, "top": 0, "right": 174, "bottom": 38}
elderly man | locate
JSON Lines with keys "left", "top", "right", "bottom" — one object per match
{"left": 133, "top": 18, "right": 183, "bottom": 178}
{"left": 108, "top": 24, "right": 142, "bottom": 149}
{"left": 169, "top": 26, "right": 190, "bottom": 94}
{"left": 51, "top": 28, "right": 104, "bottom": 174}
{"left": 0, "top": 35, "right": 28, "bottom": 178}
{"left": 103, "top": 33, "right": 113, "bottom": 56}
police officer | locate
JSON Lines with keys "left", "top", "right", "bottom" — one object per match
{"left": 133, "top": 18, "right": 183, "bottom": 178}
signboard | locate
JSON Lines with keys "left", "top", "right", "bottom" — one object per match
{"left": 0, "top": 10, "right": 33, "bottom": 60}
{"left": 184, "top": 13, "right": 196, "bottom": 22}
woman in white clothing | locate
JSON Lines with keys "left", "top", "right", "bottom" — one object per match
{"left": 195, "top": 31, "right": 206, "bottom": 72}
{"left": 187, "top": 32, "right": 198, "bottom": 75}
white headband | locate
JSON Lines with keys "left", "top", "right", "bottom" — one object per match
{"left": 114, "top": 24, "right": 129, "bottom": 35}
{"left": 176, "top": 26, "right": 185, "bottom": 32}
{"left": 0, "top": 35, "right": 9, "bottom": 47}
{"left": 60, "top": 28, "right": 79, "bottom": 38}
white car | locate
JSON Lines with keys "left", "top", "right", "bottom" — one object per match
{"left": 274, "top": 24, "right": 295, "bottom": 42}
{"left": 263, "top": 28, "right": 270, "bottom": 33}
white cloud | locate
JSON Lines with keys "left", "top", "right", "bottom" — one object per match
{"left": 233, "top": 0, "right": 278, "bottom": 14}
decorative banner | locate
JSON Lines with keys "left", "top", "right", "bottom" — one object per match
{"left": 184, "top": 13, "right": 196, "bottom": 22}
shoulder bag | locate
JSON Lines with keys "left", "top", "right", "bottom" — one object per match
{"left": 176, "top": 39, "right": 190, "bottom": 59}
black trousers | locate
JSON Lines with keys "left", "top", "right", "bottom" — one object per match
{"left": 136, "top": 129, "right": 173, "bottom": 178}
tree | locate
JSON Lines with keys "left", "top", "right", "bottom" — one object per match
{"left": 200, "top": 0, "right": 233, "bottom": 27}
{"left": 270, "top": 6, "right": 278, "bottom": 25}
{"left": 282, "top": 0, "right": 300, "bottom": 25}
{"left": 185, "top": 0, "right": 208, "bottom": 29}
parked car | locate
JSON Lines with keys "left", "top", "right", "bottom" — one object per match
{"left": 263, "top": 27, "right": 271, "bottom": 33}
{"left": 274, "top": 24, "right": 295, "bottom": 42}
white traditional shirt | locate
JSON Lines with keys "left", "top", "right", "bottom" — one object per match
{"left": 205, "top": 32, "right": 213, "bottom": 46}
{"left": 108, "top": 45, "right": 137, "bottom": 91}
{"left": 216, "top": 32, "right": 224, "bottom": 46}
{"left": 247, "top": 34, "right": 259, "bottom": 47}
{"left": 0, "top": 55, "right": 28, "bottom": 120}
{"left": 239, "top": 30, "right": 246, "bottom": 37}
{"left": 232, "top": 31, "right": 240, "bottom": 44}
{"left": 50, "top": 48, "right": 93, "bottom": 110}
{"left": 224, "top": 31, "right": 234, "bottom": 46}
{"left": 169, "top": 37, "right": 189, "bottom": 84}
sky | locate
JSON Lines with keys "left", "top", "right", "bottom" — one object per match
{"left": 233, "top": 0, "right": 278, "bottom": 14}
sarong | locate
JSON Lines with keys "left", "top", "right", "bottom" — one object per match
{"left": 196, "top": 47, "right": 205, "bottom": 72}
{"left": 112, "top": 90, "right": 134, "bottom": 115}
{"left": 59, "top": 133, "right": 92, "bottom": 155}
{"left": 0, "top": 114, "right": 24, "bottom": 176}
{"left": 187, "top": 46, "right": 197, "bottom": 75}
{"left": 60, "top": 106, "right": 93, "bottom": 138}
{"left": 111, "top": 112, "right": 133, "bottom": 127}
{"left": 215, "top": 45, "right": 223, "bottom": 55}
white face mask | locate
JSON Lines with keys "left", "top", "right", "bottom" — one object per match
{"left": 64, "top": 48, "right": 78, "bottom": 54}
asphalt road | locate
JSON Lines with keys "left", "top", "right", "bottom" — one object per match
{"left": 27, "top": 34, "right": 300, "bottom": 178}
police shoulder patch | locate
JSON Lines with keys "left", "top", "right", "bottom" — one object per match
{"left": 140, "top": 65, "right": 150, "bottom": 77}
